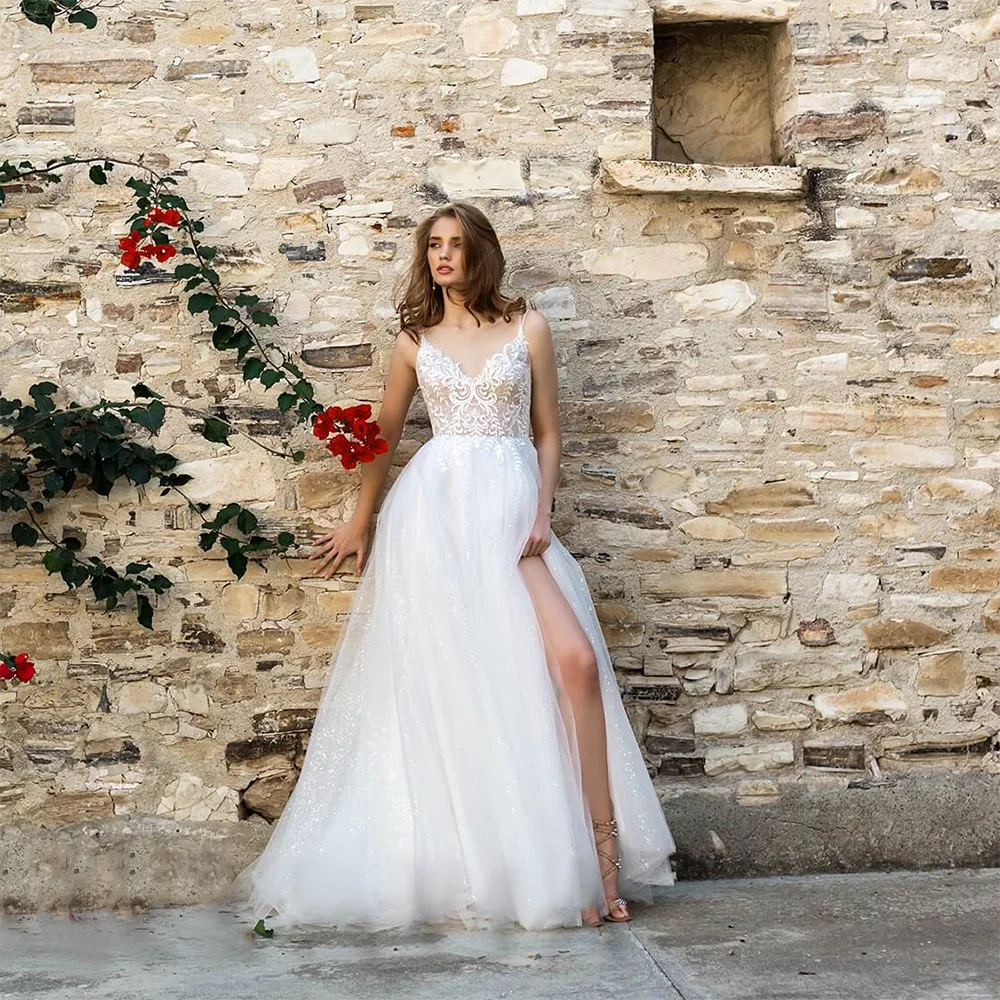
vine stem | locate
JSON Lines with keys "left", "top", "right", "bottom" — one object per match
{"left": 4, "top": 154, "right": 309, "bottom": 399}
{"left": 0, "top": 397, "right": 304, "bottom": 459}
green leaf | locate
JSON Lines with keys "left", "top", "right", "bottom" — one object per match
{"left": 201, "top": 416, "right": 230, "bottom": 444}
{"left": 132, "top": 383, "right": 161, "bottom": 399}
{"left": 42, "top": 547, "right": 72, "bottom": 573}
{"left": 198, "top": 531, "right": 218, "bottom": 552}
{"left": 127, "top": 461, "right": 152, "bottom": 485}
{"left": 260, "top": 369, "right": 282, "bottom": 389}
{"left": 173, "top": 263, "right": 200, "bottom": 279}
{"left": 251, "top": 918, "right": 274, "bottom": 938}
{"left": 68, "top": 4, "right": 97, "bottom": 20}
{"left": 236, "top": 509, "right": 258, "bottom": 534}
{"left": 187, "top": 292, "right": 216, "bottom": 314}
{"left": 291, "top": 451, "right": 305, "bottom": 464}
{"left": 277, "top": 532, "right": 295, "bottom": 547}
{"left": 209, "top": 304, "right": 235, "bottom": 325}
{"left": 125, "top": 562, "right": 152, "bottom": 575}
{"left": 242, "top": 358, "right": 266, "bottom": 381}
{"left": 11, "top": 522, "right": 38, "bottom": 547}
{"left": 215, "top": 502, "right": 241, "bottom": 525}
{"left": 212, "top": 325, "right": 236, "bottom": 350}
{"left": 136, "top": 594, "right": 154, "bottom": 630}
{"left": 62, "top": 564, "right": 90, "bottom": 587}
{"left": 277, "top": 392, "right": 297, "bottom": 414}
{"left": 227, "top": 551, "right": 248, "bottom": 578}
{"left": 88, "top": 162, "right": 107, "bottom": 183}
{"left": 220, "top": 535, "right": 242, "bottom": 554}
{"left": 130, "top": 399, "right": 165, "bottom": 432}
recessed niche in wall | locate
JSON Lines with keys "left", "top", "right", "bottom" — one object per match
{"left": 654, "top": 19, "right": 793, "bottom": 166}
{"left": 597, "top": 1, "right": 803, "bottom": 199}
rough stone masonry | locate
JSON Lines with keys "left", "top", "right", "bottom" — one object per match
{"left": 1, "top": 0, "right": 999, "bottom": 911}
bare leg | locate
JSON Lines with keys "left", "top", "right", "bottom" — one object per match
{"left": 518, "top": 553, "right": 628, "bottom": 924}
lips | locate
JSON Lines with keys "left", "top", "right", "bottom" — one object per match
{"left": 437, "top": 267, "right": 452, "bottom": 273}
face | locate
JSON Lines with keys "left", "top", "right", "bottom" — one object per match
{"left": 426, "top": 215, "right": 465, "bottom": 290}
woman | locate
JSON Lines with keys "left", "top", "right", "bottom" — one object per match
{"left": 229, "top": 202, "right": 676, "bottom": 931}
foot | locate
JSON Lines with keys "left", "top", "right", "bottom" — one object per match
{"left": 593, "top": 817, "right": 631, "bottom": 923}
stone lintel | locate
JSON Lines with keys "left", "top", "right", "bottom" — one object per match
{"left": 599, "top": 158, "right": 806, "bottom": 198}
{"left": 651, "top": 0, "right": 797, "bottom": 24}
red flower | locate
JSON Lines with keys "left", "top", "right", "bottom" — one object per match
{"left": 151, "top": 244, "right": 177, "bottom": 262}
{"left": 312, "top": 411, "right": 336, "bottom": 440}
{"left": 1, "top": 652, "right": 35, "bottom": 683}
{"left": 310, "top": 404, "right": 387, "bottom": 469}
{"left": 13, "top": 653, "right": 35, "bottom": 683}
{"left": 146, "top": 207, "right": 182, "bottom": 227}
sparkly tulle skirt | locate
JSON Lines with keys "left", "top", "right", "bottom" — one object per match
{"left": 227, "top": 433, "right": 676, "bottom": 931}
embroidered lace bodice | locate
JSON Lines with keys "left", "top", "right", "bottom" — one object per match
{"left": 416, "top": 314, "right": 532, "bottom": 439}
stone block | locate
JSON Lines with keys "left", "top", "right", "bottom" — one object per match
{"left": 693, "top": 703, "right": 749, "bottom": 735}
{"left": 0, "top": 621, "right": 71, "bottom": 660}
{"left": 734, "top": 638, "right": 863, "bottom": 691}
{"left": 915, "top": 649, "right": 966, "bottom": 697}
{"left": 640, "top": 569, "right": 787, "bottom": 598}
{"left": 813, "top": 681, "right": 907, "bottom": 724}
{"left": 703, "top": 741, "right": 794, "bottom": 775}
{"left": 862, "top": 620, "right": 951, "bottom": 649}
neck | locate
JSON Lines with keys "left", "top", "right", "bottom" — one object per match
{"left": 439, "top": 287, "right": 488, "bottom": 329}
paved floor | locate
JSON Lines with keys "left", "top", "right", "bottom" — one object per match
{"left": 1, "top": 869, "right": 997, "bottom": 1000}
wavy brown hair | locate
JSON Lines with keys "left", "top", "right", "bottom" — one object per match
{"left": 395, "top": 201, "right": 529, "bottom": 344}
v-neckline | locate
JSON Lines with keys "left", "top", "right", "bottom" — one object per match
{"left": 420, "top": 314, "right": 526, "bottom": 381}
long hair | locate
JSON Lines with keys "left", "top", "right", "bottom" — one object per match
{"left": 395, "top": 201, "right": 529, "bottom": 344}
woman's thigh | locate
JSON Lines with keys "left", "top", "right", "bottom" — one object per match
{"left": 518, "top": 553, "right": 597, "bottom": 690}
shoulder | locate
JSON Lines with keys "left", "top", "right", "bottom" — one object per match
{"left": 520, "top": 308, "right": 552, "bottom": 357}
{"left": 521, "top": 308, "right": 551, "bottom": 340}
{"left": 393, "top": 329, "right": 423, "bottom": 369}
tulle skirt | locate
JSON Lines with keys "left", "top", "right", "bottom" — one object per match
{"left": 227, "top": 433, "right": 675, "bottom": 931}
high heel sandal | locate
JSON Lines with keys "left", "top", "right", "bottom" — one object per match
{"left": 592, "top": 817, "right": 631, "bottom": 923}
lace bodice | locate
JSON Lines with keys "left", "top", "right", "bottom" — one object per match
{"left": 416, "top": 314, "right": 532, "bottom": 438}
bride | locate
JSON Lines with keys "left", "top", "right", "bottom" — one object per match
{"left": 229, "top": 201, "right": 676, "bottom": 931}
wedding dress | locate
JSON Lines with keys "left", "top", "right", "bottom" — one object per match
{"left": 228, "top": 312, "right": 676, "bottom": 931}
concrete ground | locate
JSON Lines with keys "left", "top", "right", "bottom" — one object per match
{"left": 1, "top": 869, "right": 997, "bottom": 1000}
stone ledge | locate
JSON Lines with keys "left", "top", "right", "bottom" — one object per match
{"left": 599, "top": 158, "right": 806, "bottom": 198}
{"left": 2, "top": 773, "right": 997, "bottom": 911}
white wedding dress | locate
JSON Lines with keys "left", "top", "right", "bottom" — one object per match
{"left": 229, "top": 312, "right": 676, "bottom": 931}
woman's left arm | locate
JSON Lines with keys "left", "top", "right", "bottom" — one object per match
{"left": 523, "top": 309, "right": 561, "bottom": 557}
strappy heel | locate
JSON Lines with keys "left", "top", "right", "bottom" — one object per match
{"left": 592, "top": 817, "right": 631, "bottom": 923}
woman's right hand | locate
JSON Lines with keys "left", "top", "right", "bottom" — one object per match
{"left": 309, "top": 517, "right": 372, "bottom": 578}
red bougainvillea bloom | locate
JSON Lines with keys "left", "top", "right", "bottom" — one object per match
{"left": 118, "top": 206, "right": 183, "bottom": 271}
{"left": 311, "top": 404, "right": 388, "bottom": 470}
{"left": 13, "top": 653, "right": 35, "bottom": 682}
{"left": 0, "top": 652, "right": 35, "bottom": 683}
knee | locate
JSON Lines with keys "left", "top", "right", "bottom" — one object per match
{"left": 560, "top": 640, "right": 601, "bottom": 698}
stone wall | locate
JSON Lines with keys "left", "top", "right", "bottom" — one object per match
{"left": 2, "top": 0, "right": 1000, "bottom": 908}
